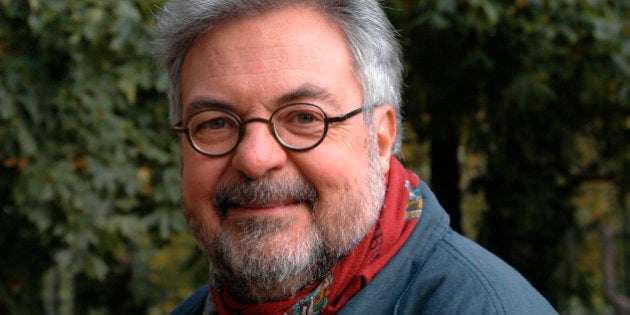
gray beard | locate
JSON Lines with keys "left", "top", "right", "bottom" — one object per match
{"left": 210, "top": 215, "right": 336, "bottom": 302}
{"left": 186, "top": 139, "right": 386, "bottom": 303}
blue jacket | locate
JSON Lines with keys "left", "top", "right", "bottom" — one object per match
{"left": 171, "top": 182, "right": 557, "bottom": 314}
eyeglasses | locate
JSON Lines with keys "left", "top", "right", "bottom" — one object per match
{"left": 172, "top": 103, "right": 364, "bottom": 157}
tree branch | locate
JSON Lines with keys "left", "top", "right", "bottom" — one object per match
{"left": 600, "top": 223, "right": 630, "bottom": 314}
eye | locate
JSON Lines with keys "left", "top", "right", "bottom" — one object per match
{"left": 200, "top": 117, "right": 230, "bottom": 130}
{"left": 294, "top": 111, "right": 317, "bottom": 124}
{"left": 189, "top": 111, "right": 239, "bottom": 136}
{"left": 277, "top": 106, "right": 324, "bottom": 126}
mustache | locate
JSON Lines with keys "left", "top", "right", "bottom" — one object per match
{"left": 213, "top": 174, "right": 318, "bottom": 216}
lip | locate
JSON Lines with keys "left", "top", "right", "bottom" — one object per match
{"left": 227, "top": 201, "right": 306, "bottom": 218}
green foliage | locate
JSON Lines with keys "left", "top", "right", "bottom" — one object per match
{"left": 1, "top": 0, "right": 628, "bottom": 313}
{"left": 0, "top": 0, "right": 193, "bottom": 313}
{"left": 389, "top": 0, "right": 629, "bottom": 310}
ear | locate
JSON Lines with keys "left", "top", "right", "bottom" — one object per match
{"left": 372, "top": 105, "right": 397, "bottom": 174}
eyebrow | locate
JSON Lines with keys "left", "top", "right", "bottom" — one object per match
{"left": 276, "top": 84, "right": 340, "bottom": 109}
{"left": 183, "top": 99, "right": 232, "bottom": 122}
{"left": 183, "top": 84, "right": 340, "bottom": 121}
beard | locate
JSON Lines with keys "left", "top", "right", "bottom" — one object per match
{"left": 184, "top": 140, "right": 386, "bottom": 303}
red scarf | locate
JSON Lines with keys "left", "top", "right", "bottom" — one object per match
{"left": 211, "top": 157, "right": 423, "bottom": 314}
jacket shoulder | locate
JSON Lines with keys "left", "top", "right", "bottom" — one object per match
{"left": 170, "top": 285, "right": 210, "bottom": 315}
{"left": 398, "top": 230, "right": 557, "bottom": 314}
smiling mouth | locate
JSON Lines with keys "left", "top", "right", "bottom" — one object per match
{"left": 232, "top": 200, "right": 298, "bottom": 209}
{"left": 225, "top": 201, "right": 309, "bottom": 219}
{"left": 217, "top": 198, "right": 317, "bottom": 219}
{"left": 212, "top": 174, "right": 319, "bottom": 218}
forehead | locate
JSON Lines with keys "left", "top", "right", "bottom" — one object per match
{"left": 180, "top": 5, "right": 361, "bottom": 113}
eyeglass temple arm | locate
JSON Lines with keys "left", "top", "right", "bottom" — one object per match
{"left": 326, "top": 107, "right": 364, "bottom": 123}
{"left": 171, "top": 124, "right": 187, "bottom": 135}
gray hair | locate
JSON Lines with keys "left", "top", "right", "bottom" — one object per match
{"left": 153, "top": 0, "right": 404, "bottom": 154}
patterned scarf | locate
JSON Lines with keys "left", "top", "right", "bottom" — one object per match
{"left": 210, "top": 157, "right": 423, "bottom": 314}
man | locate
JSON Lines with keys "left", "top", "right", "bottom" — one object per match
{"left": 154, "top": 0, "right": 557, "bottom": 314}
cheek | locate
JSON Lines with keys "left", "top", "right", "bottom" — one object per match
{"left": 180, "top": 150, "right": 227, "bottom": 216}
{"left": 310, "top": 136, "right": 371, "bottom": 179}
{"left": 182, "top": 155, "right": 210, "bottom": 194}
{"left": 181, "top": 159, "right": 225, "bottom": 240}
{"left": 181, "top": 146, "right": 227, "bottom": 188}
{"left": 296, "top": 146, "right": 369, "bottom": 205}
{"left": 322, "top": 126, "right": 369, "bottom": 155}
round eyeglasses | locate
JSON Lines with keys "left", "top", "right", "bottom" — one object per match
{"left": 172, "top": 103, "right": 364, "bottom": 157}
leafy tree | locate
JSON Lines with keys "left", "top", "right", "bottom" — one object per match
{"left": 388, "top": 0, "right": 629, "bottom": 309}
{"left": 0, "top": 0, "right": 194, "bottom": 313}
{"left": 1, "top": 0, "right": 628, "bottom": 313}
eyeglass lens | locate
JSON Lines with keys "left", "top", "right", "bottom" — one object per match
{"left": 187, "top": 103, "right": 328, "bottom": 155}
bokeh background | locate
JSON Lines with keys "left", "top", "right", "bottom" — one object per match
{"left": 1, "top": 0, "right": 628, "bottom": 314}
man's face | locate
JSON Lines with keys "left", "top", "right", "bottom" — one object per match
{"left": 179, "top": 5, "right": 395, "bottom": 302}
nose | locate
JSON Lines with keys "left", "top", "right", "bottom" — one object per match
{"left": 231, "top": 119, "right": 287, "bottom": 179}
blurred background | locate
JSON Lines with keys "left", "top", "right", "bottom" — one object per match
{"left": 1, "top": 0, "right": 628, "bottom": 314}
